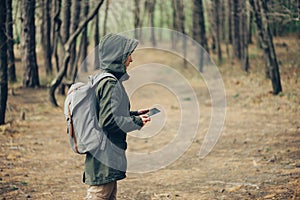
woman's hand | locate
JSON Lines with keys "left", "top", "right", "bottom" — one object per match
{"left": 138, "top": 108, "right": 149, "bottom": 115}
{"left": 140, "top": 114, "right": 151, "bottom": 126}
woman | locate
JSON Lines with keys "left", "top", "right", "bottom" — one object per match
{"left": 83, "top": 33, "right": 150, "bottom": 200}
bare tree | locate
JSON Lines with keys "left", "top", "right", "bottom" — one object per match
{"left": 193, "top": 0, "right": 209, "bottom": 72}
{"left": 51, "top": 0, "right": 62, "bottom": 73}
{"left": 103, "top": 0, "right": 110, "bottom": 36}
{"left": 50, "top": 0, "right": 105, "bottom": 106}
{"left": 145, "top": 0, "right": 156, "bottom": 46}
{"left": 231, "top": 0, "right": 241, "bottom": 60}
{"left": 192, "top": 0, "right": 209, "bottom": 52}
{"left": 21, "top": 0, "right": 40, "bottom": 87}
{"left": 171, "top": 0, "right": 186, "bottom": 46}
{"left": 227, "top": 0, "right": 232, "bottom": 45}
{"left": 41, "top": 0, "right": 53, "bottom": 75}
{"left": 240, "top": 0, "right": 249, "bottom": 71}
{"left": 134, "top": 0, "right": 141, "bottom": 39}
{"left": 224, "top": 0, "right": 232, "bottom": 60}
{"left": 0, "top": 0, "right": 8, "bottom": 124}
{"left": 6, "top": 0, "right": 16, "bottom": 82}
{"left": 61, "top": 0, "right": 71, "bottom": 44}
{"left": 298, "top": 0, "right": 300, "bottom": 38}
{"left": 94, "top": 12, "right": 100, "bottom": 70}
{"left": 171, "top": 0, "right": 187, "bottom": 67}
{"left": 250, "top": 0, "right": 282, "bottom": 95}
{"left": 248, "top": 9, "right": 254, "bottom": 44}
{"left": 79, "top": 0, "right": 89, "bottom": 72}
{"left": 212, "top": 0, "right": 222, "bottom": 63}
{"left": 69, "top": 0, "right": 81, "bottom": 77}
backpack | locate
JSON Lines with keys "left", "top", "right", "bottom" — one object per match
{"left": 63, "top": 72, "right": 116, "bottom": 154}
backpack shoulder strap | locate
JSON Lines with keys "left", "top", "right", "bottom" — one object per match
{"left": 89, "top": 72, "right": 117, "bottom": 87}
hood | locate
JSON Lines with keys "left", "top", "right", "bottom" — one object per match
{"left": 99, "top": 33, "right": 138, "bottom": 79}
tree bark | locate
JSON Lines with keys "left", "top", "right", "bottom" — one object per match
{"left": 0, "top": 0, "right": 8, "bottom": 124}
{"left": 147, "top": 0, "right": 156, "bottom": 47}
{"left": 41, "top": 0, "right": 53, "bottom": 75}
{"left": 6, "top": 0, "right": 16, "bottom": 82}
{"left": 61, "top": 0, "right": 71, "bottom": 44}
{"left": 103, "top": 0, "right": 110, "bottom": 36}
{"left": 227, "top": 0, "right": 232, "bottom": 44}
{"left": 134, "top": 0, "right": 141, "bottom": 39}
{"left": 248, "top": 9, "right": 253, "bottom": 44}
{"left": 94, "top": 12, "right": 100, "bottom": 70}
{"left": 298, "top": 0, "right": 300, "bottom": 39}
{"left": 52, "top": 0, "right": 62, "bottom": 73}
{"left": 21, "top": 0, "right": 40, "bottom": 87}
{"left": 50, "top": 0, "right": 105, "bottom": 106}
{"left": 171, "top": 0, "right": 187, "bottom": 67}
{"left": 223, "top": 0, "right": 230, "bottom": 61}
{"left": 213, "top": 0, "right": 222, "bottom": 63}
{"left": 192, "top": 0, "right": 209, "bottom": 52}
{"left": 80, "top": 0, "right": 89, "bottom": 73}
{"left": 260, "top": 0, "right": 282, "bottom": 94}
{"left": 171, "top": 1, "right": 185, "bottom": 35}
{"left": 250, "top": 0, "right": 282, "bottom": 95}
{"left": 69, "top": 0, "right": 81, "bottom": 77}
{"left": 240, "top": 0, "right": 249, "bottom": 71}
{"left": 231, "top": 0, "right": 241, "bottom": 60}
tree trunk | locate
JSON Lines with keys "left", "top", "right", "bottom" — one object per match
{"left": 260, "top": 0, "right": 282, "bottom": 94}
{"left": 134, "top": 0, "right": 141, "bottom": 39}
{"left": 193, "top": 0, "right": 209, "bottom": 72}
{"left": 171, "top": 0, "right": 179, "bottom": 49}
{"left": 103, "top": 0, "right": 110, "bottom": 36}
{"left": 298, "top": 0, "right": 300, "bottom": 39}
{"left": 52, "top": 0, "right": 62, "bottom": 73}
{"left": 80, "top": 0, "right": 89, "bottom": 73}
{"left": 250, "top": 0, "right": 282, "bottom": 95}
{"left": 61, "top": 0, "right": 71, "bottom": 44}
{"left": 6, "top": 0, "right": 16, "bottom": 82}
{"left": 148, "top": 0, "right": 156, "bottom": 47}
{"left": 158, "top": 0, "right": 164, "bottom": 40}
{"left": 240, "top": 0, "right": 249, "bottom": 71}
{"left": 171, "top": 0, "right": 187, "bottom": 67}
{"left": 94, "top": 14, "right": 100, "bottom": 70}
{"left": 227, "top": 0, "right": 232, "bottom": 44}
{"left": 21, "top": 0, "right": 40, "bottom": 87}
{"left": 213, "top": 0, "right": 222, "bottom": 63}
{"left": 69, "top": 0, "right": 81, "bottom": 77}
{"left": 41, "top": 0, "right": 53, "bottom": 75}
{"left": 224, "top": 0, "right": 231, "bottom": 60}
{"left": 0, "top": 0, "right": 8, "bottom": 125}
{"left": 248, "top": 9, "right": 253, "bottom": 44}
{"left": 231, "top": 0, "right": 241, "bottom": 60}
{"left": 50, "top": 0, "right": 105, "bottom": 106}
{"left": 94, "top": 12, "right": 100, "bottom": 70}
{"left": 192, "top": 0, "right": 209, "bottom": 53}
{"left": 178, "top": 0, "right": 187, "bottom": 67}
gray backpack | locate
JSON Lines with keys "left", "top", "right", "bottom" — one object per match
{"left": 64, "top": 72, "right": 116, "bottom": 154}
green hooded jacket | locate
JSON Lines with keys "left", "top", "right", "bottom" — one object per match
{"left": 83, "top": 33, "right": 143, "bottom": 185}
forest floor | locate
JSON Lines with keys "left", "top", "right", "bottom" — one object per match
{"left": 1, "top": 37, "right": 300, "bottom": 200}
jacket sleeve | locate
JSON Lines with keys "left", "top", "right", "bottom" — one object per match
{"left": 97, "top": 78, "right": 143, "bottom": 133}
{"left": 130, "top": 111, "right": 139, "bottom": 116}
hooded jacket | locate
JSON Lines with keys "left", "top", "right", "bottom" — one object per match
{"left": 83, "top": 33, "right": 142, "bottom": 185}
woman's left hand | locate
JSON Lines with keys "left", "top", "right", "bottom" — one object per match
{"left": 138, "top": 108, "right": 149, "bottom": 115}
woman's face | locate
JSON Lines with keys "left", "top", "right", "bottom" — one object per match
{"left": 125, "top": 54, "right": 133, "bottom": 68}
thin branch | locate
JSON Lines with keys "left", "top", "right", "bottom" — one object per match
{"left": 49, "top": 0, "right": 105, "bottom": 107}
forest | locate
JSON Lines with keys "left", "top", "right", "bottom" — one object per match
{"left": 0, "top": 0, "right": 300, "bottom": 199}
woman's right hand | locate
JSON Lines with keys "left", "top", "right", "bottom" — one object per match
{"left": 140, "top": 114, "right": 151, "bottom": 126}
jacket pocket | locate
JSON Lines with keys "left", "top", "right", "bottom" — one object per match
{"left": 107, "top": 141, "right": 127, "bottom": 172}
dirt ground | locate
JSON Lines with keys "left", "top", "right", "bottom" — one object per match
{"left": 1, "top": 38, "right": 300, "bottom": 200}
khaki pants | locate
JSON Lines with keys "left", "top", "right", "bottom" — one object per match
{"left": 85, "top": 181, "right": 117, "bottom": 200}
